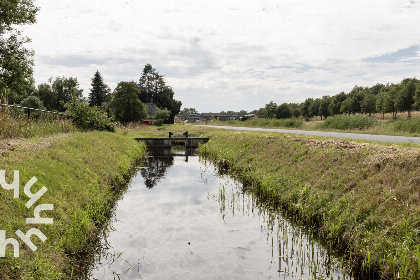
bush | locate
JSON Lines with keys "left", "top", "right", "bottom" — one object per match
{"left": 154, "top": 108, "right": 171, "bottom": 126}
{"left": 317, "top": 115, "right": 378, "bottom": 130}
{"left": 20, "top": 96, "right": 46, "bottom": 110}
{"left": 64, "top": 96, "right": 115, "bottom": 132}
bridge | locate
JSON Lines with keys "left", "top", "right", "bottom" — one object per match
{"left": 135, "top": 132, "right": 210, "bottom": 148}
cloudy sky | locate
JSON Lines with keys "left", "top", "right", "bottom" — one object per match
{"left": 22, "top": 0, "right": 420, "bottom": 112}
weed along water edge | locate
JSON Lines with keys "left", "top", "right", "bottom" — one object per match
{"left": 90, "top": 148, "right": 354, "bottom": 279}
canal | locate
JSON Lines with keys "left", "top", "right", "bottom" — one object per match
{"left": 89, "top": 148, "right": 354, "bottom": 279}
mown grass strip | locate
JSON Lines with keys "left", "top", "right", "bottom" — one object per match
{"left": 200, "top": 130, "right": 420, "bottom": 279}
{"left": 0, "top": 131, "right": 146, "bottom": 279}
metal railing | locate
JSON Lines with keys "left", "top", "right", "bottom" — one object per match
{"left": 0, "top": 104, "right": 68, "bottom": 118}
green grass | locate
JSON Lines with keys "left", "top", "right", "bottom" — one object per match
{"left": 199, "top": 130, "right": 420, "bottom": 279}
{"left": 392, "top": 118, "right": 420, "bottom": 134}
{"left": 0, "top": 131, "right": 146, "bottom": 279}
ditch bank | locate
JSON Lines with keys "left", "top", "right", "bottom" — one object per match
{"left": 200, "top": 130, "right": 420, "bottom": 279}
{"left": 0, "top": 132, "right": 146, "bottom": 279}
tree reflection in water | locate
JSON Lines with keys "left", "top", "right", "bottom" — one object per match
{"left": 140, "top": 147, "right": 197, "bottom": 188}
{"left": 140, "top": 149, "right": 174, "bottom": 189}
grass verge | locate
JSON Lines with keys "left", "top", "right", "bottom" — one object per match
{"left": 200, "top": 131, "right": 420, "bottom": 279}
{"left": 0, "top": 131, "right": 146, "bottom": 279}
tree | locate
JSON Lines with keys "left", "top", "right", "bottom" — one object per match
{"left": 154, "top": 108, "right": 171, "bottom": 126}
{"left": 361, "top": 94, "right": 377, "bottom": 116}
{"left": 180, "top": 108, "right": 198, "bottom": 115}
{"left": 328, "top": 92, "right": 346, "bottom": 116}
{"left": 292, "top": 107, "right": 301, "bottom": 118}
{"left": 264, "top": 101, "right": 277, "bottom": 119}
{"left": 256, "top": 108, "right": 266, "bottom": 118}
{"left": 88, "top": 70, "right": 111, "bottom": 107}
{"left": 301, "top": 98, "right": 313, "bottom": 119}
{"left": 384, "top": 86, "right": 398, "bottom": 119}
{"left": 319, "top": 96, "right": 331, "bottom": 120}
{"left": 33, "top": 77, "right": 82, "bottom": 111}
{"left": 414, "top": 86, "right": 420, "bottom": 110}
{"left": 376, "top": 90, "right": 386, "bottom": 119}
{"left": 395, "top": 78, "right": 417, "bottom": 118}
{"left": 111, "top": 82, "right": 146, "bottom": 123}
{"left": 308, "top": 98, "right": 321, "bottom": 119}
{"left": 276, "top": 103, "right": 292, "bottom": 119}
{"left": 0, "top": 0, "right": 39, "bottom": 104}
{"left": 138, "top": 64, "right": 181, "bottom": 123}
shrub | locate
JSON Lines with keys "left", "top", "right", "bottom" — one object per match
{"left": 20, "top": 96, "right": 46, "bottom": 110}
{"left": 317, "top": 115, "right": 378, "bottom": 130}
{"left": 64, "top": 96, "right": 115, "bottom": 132}
{"left": 154, "top": 108, "right": 171, "bottom": 126}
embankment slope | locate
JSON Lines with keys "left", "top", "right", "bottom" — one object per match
{"left": 0, "top": 132, "right": 146, "bottom": 279}
{"left": 201, "top": 130, "right": 420, "bottom": 279}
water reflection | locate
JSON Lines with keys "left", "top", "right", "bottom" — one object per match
{"left": 90, "top": 151, "right": 355, "bottom": 280}
{"left": 140, "top": 148, "right": 197, "bottom": 188}
{"left": 213, "top": 180, "right": 351, "bottom": 279}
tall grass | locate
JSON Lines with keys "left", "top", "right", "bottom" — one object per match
{"left": 317, "top": 115, "right": 378, "bottom": 130}
{"left": 0, "top": 107, "right": 76, "bottom": 139}
{"left": 391, "top": 117, "right": 420, "bottom": 134}
{"left": 224, "top": 118, "right": 303, "bottom": 128}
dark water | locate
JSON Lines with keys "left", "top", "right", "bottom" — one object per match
{"left": 90, "top": 149, "right": 353, "bottom": 280}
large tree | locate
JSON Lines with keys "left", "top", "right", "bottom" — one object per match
{"left": 0, "top": 0, "right": 39, "bottom": 104}
{"left": 111, "top": 82, "right": 146, "bottom": 123}
{"left": 276, "top": 103, "right": 292, "bottom": 119}
{"left": 264, "top": 101, "right": 277, "bottom": 119}
{"left": 361, "top": 94, "right": 377, "bottom": 116}
{"left": 138, "top": 64, "right": 181, "bottom": 123}
{"left": 88, "top": 70, "right": 111, "bottom": 107}
{"left": 395, "top": 78, "right": 417, "bottom": 118}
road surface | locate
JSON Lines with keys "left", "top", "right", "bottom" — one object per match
{"left": 199, "top": 125, "right": 420, "bottom": 144}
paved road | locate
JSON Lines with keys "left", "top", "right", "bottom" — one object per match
{"left": 199, "top": 125, "right": 420, "bottom": 144}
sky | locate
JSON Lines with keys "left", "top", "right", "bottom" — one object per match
{"left": 22, "top": 0, "right": 420, "bottom": 113}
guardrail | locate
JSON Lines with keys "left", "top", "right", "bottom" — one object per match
{"left": 0, "top": 104, "right": 68, "bottom": 118}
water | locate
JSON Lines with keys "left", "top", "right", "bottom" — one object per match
{"left": 90, "top": 149, "right": 354, "bottom": 280}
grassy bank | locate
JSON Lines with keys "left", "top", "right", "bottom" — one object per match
{"left": 0, "top": 132, "right": 146, "bottom": 279}
{"left": 200, "top": 131, "right": 420, "bottom": 279}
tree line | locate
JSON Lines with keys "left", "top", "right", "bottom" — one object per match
{"left": 257, "top": 78, "right": 420, "bottom": 120}
{"left": 23, "top": 64, "right": 181, "bottom": 124}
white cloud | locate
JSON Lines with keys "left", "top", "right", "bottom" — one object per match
{"left": 22, "top": 0, "right": 420, "bottom": 112}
